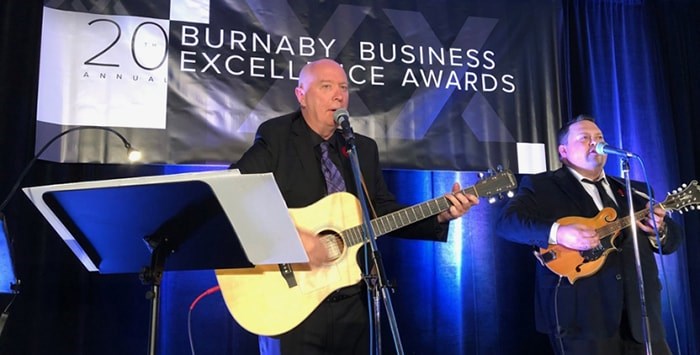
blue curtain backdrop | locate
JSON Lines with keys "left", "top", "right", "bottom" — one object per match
{"left": 1, "top": 1, "right": 699, "bottom": 355}
{"left": 566, "top": 2, "right": 698, "bottom": 354}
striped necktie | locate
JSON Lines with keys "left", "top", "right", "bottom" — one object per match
{"left": 320, "top": 141, "right": 346, "bottom": 194}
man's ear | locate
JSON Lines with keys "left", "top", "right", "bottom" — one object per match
{"left": 558, "top": 144, "right": 566, "bottom": 159}
{"left": 294, "top": 87, "right": 306, "bottom": 107}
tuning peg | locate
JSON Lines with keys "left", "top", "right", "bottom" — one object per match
{"left": 488, "top": 196, "right": 497, "bottom": 204}
{"left": 682, "top": 183, "right": 688, "bottom": 188}
{"left": 507, "top": 190, "right": 515, "bottom": 198}
{"left": 496, "top": 164, "right": 504, "bottom": 172}
{"left": 478, "top": 171, "right": 485, "bottom": 179}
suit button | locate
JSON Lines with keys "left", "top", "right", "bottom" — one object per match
{"left": 616, "top": 274, "right": 622, "bottom": 280}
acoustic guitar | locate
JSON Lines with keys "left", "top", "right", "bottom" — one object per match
{"left": 535, "top": 180, "right": 700, "bottom": 284}
{"left": 215, "top": 170, "right": 517, "bottom": 336}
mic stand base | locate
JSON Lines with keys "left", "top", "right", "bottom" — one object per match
{"left": 363, "top": 274, "right": 383, "bottom": 355}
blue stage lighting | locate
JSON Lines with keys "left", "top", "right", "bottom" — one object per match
{"left": 0, "top": 214, "right": 18, "bottom": 294}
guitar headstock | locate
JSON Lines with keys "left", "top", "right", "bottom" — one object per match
{"left": 475, "top": 167, "right": 517, "bottom": 203}
{"left": 661, "top": 180, "right": 700, "bottom": 213}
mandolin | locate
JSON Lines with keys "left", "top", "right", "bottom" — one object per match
{"left": 535, "top": 180, "right": 699, "bottom": 284}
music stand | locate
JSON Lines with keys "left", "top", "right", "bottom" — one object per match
{"left": 22, "top": 170, "right": 308, "bottom": 354}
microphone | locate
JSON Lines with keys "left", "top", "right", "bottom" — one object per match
{"left": 333, "top": 108, "right": 355, "bottom": 143}
{"left": 333, "top": 108, "right": 351, "bottom": 130}
{"left": 594, "top": 142, "right": 639, "bottom": 158}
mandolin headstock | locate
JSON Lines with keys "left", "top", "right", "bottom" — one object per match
{"left": 662, "top": 180, "right": 700, "bottom": 213}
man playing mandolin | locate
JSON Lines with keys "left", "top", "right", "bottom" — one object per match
{"left": 496, "top": 115, "right": 683, "bottom": 355}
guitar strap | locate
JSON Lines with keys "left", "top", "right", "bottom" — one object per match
{"left": 359, "top": 176, "right": 379, "bottom": 219}
{"left": 358, "top": 176, "right": 381, "bottom": 281}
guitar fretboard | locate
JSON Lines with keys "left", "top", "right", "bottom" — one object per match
{"left": 341, "top": 186, "right": 477, "bottom": 247}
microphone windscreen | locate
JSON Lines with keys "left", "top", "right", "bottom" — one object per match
{"left": 333, "top": 108, "right": 350, "bottom": 124}
{"left": 594, "top": 142, "right": 608, "bottom": 155}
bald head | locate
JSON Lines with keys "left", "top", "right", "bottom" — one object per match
{"left": 298, "top": 59, "right": 345, "bottom": 89}
{"left": 294, "top": 59, "right": 349, "bottom": 139}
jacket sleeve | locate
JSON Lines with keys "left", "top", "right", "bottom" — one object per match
{"left": 628, "top": 180, "right": 685, "bottom": 255}
{"left": 647, "top": 214, "right": 684, "bottom": 255}
{"left": 494, "top": 175, "right": 557, "bottom": 249}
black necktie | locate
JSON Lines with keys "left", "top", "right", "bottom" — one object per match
{"left": 582, "top": 178, "right": 618, "bottom": 211}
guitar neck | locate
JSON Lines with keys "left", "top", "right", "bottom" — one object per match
{"left": 597, "top": 207, "right": 652, "bottom": 236}
{"left": 342, "top": 186, "right": 477, "bottom": 247}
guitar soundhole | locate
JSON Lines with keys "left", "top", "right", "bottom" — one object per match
{"left": 319, "top": 230, "right": 345, "bottom": 261}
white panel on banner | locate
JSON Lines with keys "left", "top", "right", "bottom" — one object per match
{"left": 516, "top": 142, "right": 546, "bottom": 174}
{"left": 170, "top": 0, "right": 210, "bottom": 24}
{"left": 37, "top": 7, "right": 169, "bottom": 129}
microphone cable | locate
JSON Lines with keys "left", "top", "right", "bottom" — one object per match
{"left": 187, "top": 285, "right": 221, "bottom": 355}
{"left": 635, "top": 159, "right": 682, "bottom": 355}
{"left": 553, "top": 276, "right": 565, "bottom": 355}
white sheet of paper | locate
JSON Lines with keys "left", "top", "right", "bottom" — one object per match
{"left": 205, "top": 172, "right": 309, "bottom": 265}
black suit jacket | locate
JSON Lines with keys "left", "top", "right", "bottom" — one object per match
{"left": 495, "top": 166, "right": 682, "bottom": 342}
{"left": 235, "top": 111, "right": 449, "bottom": 242}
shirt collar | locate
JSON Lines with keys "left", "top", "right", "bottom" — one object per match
{"left": 567, "top": 166, "right": 608, "bottom": 185}
{"left": 300, "top": 119, "right": 344, "bottom": 151}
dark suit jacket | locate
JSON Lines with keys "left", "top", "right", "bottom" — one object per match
{"left": 495, "top": 166, "right": 682, "bottom": 342}
{"left": 234, "top": 110, "right": 449, "bottom": 243}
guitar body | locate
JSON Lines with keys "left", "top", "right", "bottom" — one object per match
{"left": 213, "top": 170, "right": 519, "bottom": 336}
{"left": 538, "top": 208, "right": 619, "bottom": 284}
{"left": 215, "top": 192, "right": 365, "bottom": 336}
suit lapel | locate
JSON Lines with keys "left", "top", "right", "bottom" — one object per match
{"left": 552, "top": 167, "right": 600, "bottom": 215}
{"left": 290, "top": 116, "right": 316, "bottom": 172}
{"left": 289, "top": 115, "right": 326, "bottom": 198}
{"left": 606, "top": 177, "right": 631, "bottom": 213}
{"left": 552, "top": 167, "right": 635, "bottom": 217}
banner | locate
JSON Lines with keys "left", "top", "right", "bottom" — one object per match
{"left": 36, "top": 0, "right": 562, "bottom": 173}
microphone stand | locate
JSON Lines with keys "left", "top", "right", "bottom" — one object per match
{"left": 620, "top": 157, "right": 653, "bottom": 354}
{"left": 342, "top": 129, "right": 404, "bottom": 355}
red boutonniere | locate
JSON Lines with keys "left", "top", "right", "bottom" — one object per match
{"left": 617, "top": 188, "right": 625, "bottom": 197}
